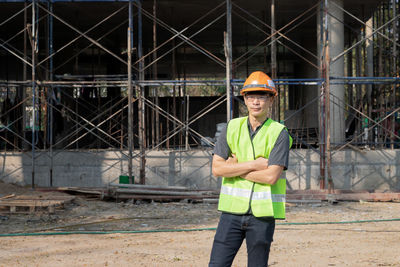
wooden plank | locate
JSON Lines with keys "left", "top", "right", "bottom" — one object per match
{"left": 0, "top": 200, "right": 66, "bottom": 207}
{"left": 15, "top": 195, "right": 75, "bottom": 201}
{"left": 115, "top": 194, "right": 217, "bottom": 200}
{"left": 0, "top": 201, "right": 64, "bottom": 214}
{"left": 114, "top": 188, "right": 205, "bottom": 196}
{"left": 109, "top": 183, "right": 189, "bottom": 191}
{"left": 0, "top": 194, "right": 15, "bottom": 200}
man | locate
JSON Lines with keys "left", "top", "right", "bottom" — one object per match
{"left": 209, "top": 71, "right": 292, "bottom": 267}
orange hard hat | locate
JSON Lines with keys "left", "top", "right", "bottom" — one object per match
{"left": 240, "top": 71, "right": 277, "bottom": 96}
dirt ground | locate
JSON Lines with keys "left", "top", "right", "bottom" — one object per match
{"left": 1, "top": 181, "right": 400, "bottom": 266}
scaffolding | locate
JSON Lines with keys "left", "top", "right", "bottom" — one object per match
{"left": 0, "top": 0, "right": 399, "bottom": 190}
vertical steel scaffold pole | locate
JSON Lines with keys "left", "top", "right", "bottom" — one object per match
{"left": 31, "top": 0, "right": 37, "bottom": 189}
{"left": 152, "top": 0, "right": 160, "bottom": 148}
{"left": 185, "top": 95, "right": 189, "bottom": 150}
{"left": 128, "top": 0, "right": 134, "bottom": 184}
{"left": 391, "top": 0, "right": 397, "bottom": 149}
{"left": 48, "top": 0, "right": 54, "bottom": 186}
{"left": 319, "top": 0, "right": 326, "bottom": 189}
{"left": 324, "top": 0, "right": 333, "bottom": 191}
{"left": 226, "top": 0, "right": 233, "bottom": 121}
{"left": 23, "top": 2, "right": 27, "bottom": 150}
{"left": 271, "top": 0, "right": 278, "bottom": 121}
{"left": 138, "top": 0, "right": 146, "bottom": 184}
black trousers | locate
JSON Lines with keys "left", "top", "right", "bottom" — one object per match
{"left": 209, "top": 213, "right": 275, "bottom": 267}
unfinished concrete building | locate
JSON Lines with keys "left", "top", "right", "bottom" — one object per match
{"left": 0, "top": 0, "right": 399, "bottom": 192}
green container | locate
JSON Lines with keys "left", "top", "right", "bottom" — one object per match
{"left": 119, "top": 175, "right": 134, "bottom": 184}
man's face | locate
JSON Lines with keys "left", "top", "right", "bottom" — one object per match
{"left": 244, "top": 93, "right": 274, "bottom": 119}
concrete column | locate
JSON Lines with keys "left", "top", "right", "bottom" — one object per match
{"left": 365, "top": 17, "right": 374, "bottom": 144}
{"left": 328, "top": 0, "right": 345, "bottom": 144}
{"left": 302, "top": 39, "right": 319, "bottom": 129}
{"left": 365, "top": 17, "right": 374, "bottom": 99}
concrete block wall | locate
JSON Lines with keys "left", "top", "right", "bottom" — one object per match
{"left": 1, "top": 149, "right": 399, "bottom": 191}
{"left": 288, "top": 149, "right": 400, "bottom": 191}
{"left": 0, "top": 149, "right": 217, "bottom": 189}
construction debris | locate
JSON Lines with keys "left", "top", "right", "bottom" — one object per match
{"left": 107, "top": 183, "right": 219, "bottom": 202}
{"left": 287, "top": 190, "right": 400, "bottom": 202}
{"left": 22, "top": 184, "right": 400, "bottom": 204}
{"left": 46, "top": 186, "right": 400, "bottom": 203}
{"left": 0, "top": 194, "right": 16, "bottom": 200}
{"left": 38, "top": 187, "right": 107, "bottom": 200}
{"left": 0, "top": 195, "right": 75, "bottom": 214}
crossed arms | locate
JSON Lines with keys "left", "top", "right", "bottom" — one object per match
{"left": 212, "top": 154, "right": 284, "bottom": 185}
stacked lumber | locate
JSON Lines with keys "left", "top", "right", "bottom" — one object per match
{"left": 0, "top": 195, "right": 75, "bottom": 214}
{"left": 108, "top": 183, "right": 219, "bottom": 202}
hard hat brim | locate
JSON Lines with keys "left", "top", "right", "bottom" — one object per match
{"left": 240, "top": 87, "right": 278, "bottom": 96}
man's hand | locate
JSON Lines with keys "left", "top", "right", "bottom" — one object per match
{"left": 251, "top": 157, "right": 269, "bottom": 171}
{"left": 240, "top": 164, "right": 283, "bottom": 185}
{"left": 226, "top": 154, "right": 238, "bottom": 164}
{"left": 212, "top": 154, "right": 264, "bottom": 178}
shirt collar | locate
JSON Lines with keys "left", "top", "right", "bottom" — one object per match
{"left": 247, "top": 117, "right": 269, "bottom": 137}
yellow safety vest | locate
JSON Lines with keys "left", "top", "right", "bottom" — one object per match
{"left": 217, "top": 117, "right": 292, "bottom": 219}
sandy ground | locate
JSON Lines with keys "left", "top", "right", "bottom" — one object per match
{"left": 1, "top": 182, "right": 400, "bottom": 266}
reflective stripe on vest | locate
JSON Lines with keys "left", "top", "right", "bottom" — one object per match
{"left": 217, "top": 117, "right": 292, "bottom": 219}
{"left": 220, "top": 185, "right": 251, "bottom": 198}
{"left": 253, "top": 192, "right": 285, "bottom": 202}
{"left": 221, "top": 185, "right": 286, "bottom": 202}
